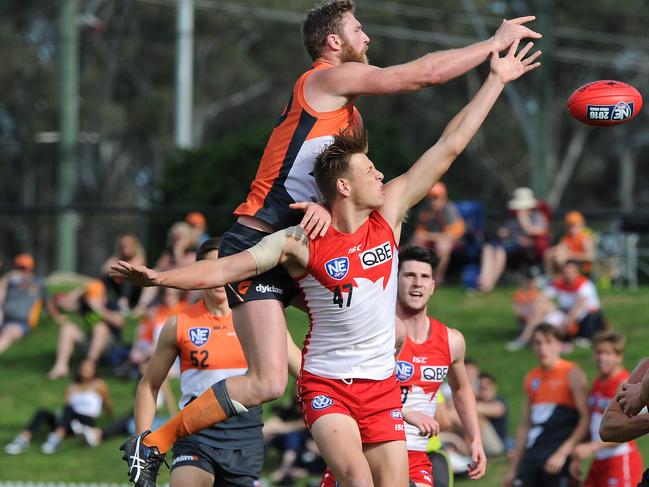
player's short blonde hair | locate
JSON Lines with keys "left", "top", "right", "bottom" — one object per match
{"left": 593, "top": 330, "right": 625, "bottom": 355}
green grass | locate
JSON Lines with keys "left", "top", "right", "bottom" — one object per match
{"left": 1, "top": 286, "right": 648, "bottom": 485}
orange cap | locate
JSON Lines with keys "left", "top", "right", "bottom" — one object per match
{"left": 429, "top": 182, "right": 447, "bottom": 198}
{"left": 14, "top": 253, "right": 35, "bottom": 271}
{"left": 564, "top": 211, "right": 585, "bottom": 225}
{"left": 84, "top": 279, "right": 106, "bottom": 300}
{"left": 185, "top": 211, "right": 206, "bottom": 228}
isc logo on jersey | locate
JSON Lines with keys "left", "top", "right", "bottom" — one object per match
{"left": 360, "top": 241, "right": 392, "bottom": 270}
{"left": 420, "top": 365, "right": 448, "bottom": 382}
{"left": 396, "top": 361, "right": 415, "bottom": 381}
{"left": 325, "top": 257, "right": 349, "bottom": 280}
{"left": 189, "top": 327, "right": 211, "bottom": 347}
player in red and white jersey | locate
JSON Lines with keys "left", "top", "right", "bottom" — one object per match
{"left": 133, "top": 238, "right": 263, "bottom": 487}
{"left": 114, "top": 44, "right": 540, "bottom": 486}
{"left": 569, "top": 331, "right": 643, "bottom": 487}
{"left": 395, "top": 246, "right": 486, "bottom": 485}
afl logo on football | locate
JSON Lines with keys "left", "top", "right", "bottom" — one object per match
{"left": 311, "top": 395, "right": 334, "bottom": 410}
{"left": 324, "top": 257, "right": 349, "bottom": 280}
{"left": 396, "top": 361, "right": 415, "bottom": 381}
{"left": 587, "top": 101, "right": 634, "bottom": 122}
{"left": 189, "top": 327, "right": 211, "bottom": 347}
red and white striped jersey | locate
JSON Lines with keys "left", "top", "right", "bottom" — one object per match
{"left": 296, "top": 211, "right": 398, "bottom": 380}
{"left": 397, "top": 318, "right": 451, "bottom": 451}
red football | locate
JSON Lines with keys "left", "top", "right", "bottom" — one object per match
{"left": 567, "top": 80, "right": 643, "bottom": 126}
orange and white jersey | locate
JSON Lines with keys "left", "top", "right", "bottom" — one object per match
{"left": 397, "top": 318, "right": 451, "bottom": 451}
{"left": 296, "top": 211, "right": 398, "bottom": 381}
{"left": 589, "top": 369, "right": 639, "bottom": 461}
{"left": 235, "top": 61, "right": 362, "bottom": 230}
{"left": 176, "top": 300, "right": 247, "bottom": 409}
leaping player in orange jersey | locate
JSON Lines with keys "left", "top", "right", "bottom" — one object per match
{"left": 113, "top": 42, "right": 540, "bottom": 487}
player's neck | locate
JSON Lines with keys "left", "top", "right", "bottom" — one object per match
{"left": 330, "top": 204, "right": 373, "bottom": 234}
{"left": 399, "top": 311, "right": 430, "bottom": 344}
{"left": 599, "top": 365, "right": 623, "bottom": 380}
{"left": 316, "top": 53, "right": 342, "bottom": 67}
{"left": 202, "top": 296, "right": 230, "bottom": 317}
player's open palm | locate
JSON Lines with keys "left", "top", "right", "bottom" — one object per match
{"left": 493, "top": 16, "right": 542, "bottom": 52}
{"left": 110, "top": 261, "right": 160, "bottom": 287}
{"left": 490, "top": 39, "right": 541, "bottom": 84}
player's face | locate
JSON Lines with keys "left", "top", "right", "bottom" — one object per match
{"left": 339, "top": 12, "right": 369, "bottom": 64}
{"left": 202, "top": 250, "right": 228, "bottom": 302}
{"left": 593, "top": 342, "right": 622, "bottom": 376}
{"left": 562, "top": 262, "right": 579, "bottom": 282}
{"left": 347, "top": 152, "right": 384, "bottom": 209}
{"left": 532, "top": 332, "right": 561, "bottom": 368}
{"left": 397, "top": 260, "right": 435, "bottom": 313}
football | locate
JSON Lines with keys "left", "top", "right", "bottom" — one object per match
{"left": 567, "top": 80, "right": 643, "bottom": 126}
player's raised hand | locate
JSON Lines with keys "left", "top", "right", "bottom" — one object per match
{"left": 490, "top": 39, "right": 541, "bottom": 85}
{"left": 616, "top": 381, "right": 646, "bottom": 417}
{"left": 290, "top": 201, "right": 331, "bottom": 239}
{"left": 493, "top": 16, "right": 542, "bottom": 52}
{"left": 109, "top": 260, "right": 160, "bottom": 287}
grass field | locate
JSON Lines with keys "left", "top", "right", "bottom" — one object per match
{"left": 1, "top": 286, "right": 647, "bottom": 485}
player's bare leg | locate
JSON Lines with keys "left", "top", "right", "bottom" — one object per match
{"left": 311, "top": 414, "right": 374, "bottom": 487}
{"left": 363, "top": 440, "right": 409, "bottom": 487}
{"left": 226, "top": 299, "right": 288, "bottom": 405}
{"left": 170, "top": 466, "right": 213, "bottom": 487}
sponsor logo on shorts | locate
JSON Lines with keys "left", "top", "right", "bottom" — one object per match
{"left": 420, "top": 365, "right": 448, "bottom": 383}
{"left": 360, "top": 241, "right": 392, "bottom": 270}
{"left": 394, "top": 423, "right": 404, "bottom": 431}
{"left": 311, "top": 395, "right": 334, "bottom": 410}
{"left": 237, "top": 280, "right": 253, "bottom": 295}
{"left": 255, "top": 283, "right": 283, "bottom": 295}
{"left": 324, "top": 257, "right": 349, "bottom": 280}
{"left": 172, "top": 454, "right": 199, "bottom": 465}
{"left": 391, "top": 409, "right": 403, "bottom": 420}
{"left": 587, "top": 102, "right": 634, "bottom": 122}
{"left": 396, "top": 361, "right": 415, "bottom": 381}
{"left": 189, "top": 327, "right": 210, "bottom": 347}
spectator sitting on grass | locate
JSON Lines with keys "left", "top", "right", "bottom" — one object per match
{"left": 476, "top": 372, "right": 508, "bottom": 457}
{"left": 100, "top": 234, "right": 146, "bottom": 314}
{"left": 507, "top": 260, "right": 605, "bottom": 351}
{"left": 0, "top": 253, "right": 46, "bottom": 354}
{"left": 46, "top": 279, "right": 125, "bottom": 379}
{"left": 4, "top": 360, "right": 112, "bottom": 455}
{"left": 512, "top": 269, "right": 542, "bottom": 329}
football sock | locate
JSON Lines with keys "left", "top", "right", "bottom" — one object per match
{"left": 143, "top": 380, "right": 239, "bottom": 453}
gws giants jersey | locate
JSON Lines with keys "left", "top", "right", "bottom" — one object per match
{"left": 297, "top": 211, "right": 398, "bottom": 380}
{"left": 176, "top": 300, "right": 262, "bottom": 448}
{"left": 235, "top": 61, "right": 362, "bottom": 230}
{"left": 589, "top": 369, "right": 639, "bottom": 461}
{"left": 397, "top": 318, "right": 451, "bottom": 451}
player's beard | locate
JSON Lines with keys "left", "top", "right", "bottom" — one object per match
{"left": 340, "top": 39, "right": 368, "bottom": 64}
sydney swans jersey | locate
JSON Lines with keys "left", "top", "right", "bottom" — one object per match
{"left": 297, "top": 212, "right": 398, "bottom": 380}
{"left": 397, "top": 318, "right": 451, "bottom": 451}
{"left": 235, "top": 61, "right": 362, "bottom": 229}
{"left": 176, "top": 300, "right": 262, "bottom": 448}
{"left": 589, "top": 369, "right": 639, "bottom": 461}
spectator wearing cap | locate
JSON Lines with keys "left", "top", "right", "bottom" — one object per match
{"left": 544, "top": 211, "right": 594, "bottom": 278}
{"left": 411, "top": 182, "right": 465, "bottom": 284}
{"left": 0, "top": 254, "right": 47, "bottom": 354}
{"left": 478, "top": 187, "right": 550, "bottom": 292}
{"left": 185, "top": 211, "right": 209, "bottom": 246}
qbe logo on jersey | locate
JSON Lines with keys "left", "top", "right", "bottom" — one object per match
{"left": 324, "top": 257, "right": 349, "bottom": 280}
{"left": 189, "top": 327, "right": 211, "bottom": 347}
{"left": 396, "top": 361, "right": 415, "bottom": 381}
{"left": 360, "top": 241, "right": 392, "bottom": 270}
{"left": 420, "top": 365, "right": 448, "bottom": 383}
{"left": 587, "top": 101, "right": 634, "bottom": 122}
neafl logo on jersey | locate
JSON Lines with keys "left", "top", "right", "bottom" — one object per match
{"left": 396, "top": 361, "right": 415, "bottom": 381}
{"left": 360, "top": 241, "right": 392, "bottom": 270}
{"left": 324, "top": 256, "right": 349, "bottom": 280}
{"left": 189, "top": 327, "right": 211, "bottom": 347}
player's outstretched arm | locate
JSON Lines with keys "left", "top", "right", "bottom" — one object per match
{"left": 310, "top": 17, "right": 540, "bottom": 97}
{"left": 381, "top": 40, "right": 541, "bottom": 229}
{"left": 110, "top": 227, "right": 310, "bottom": 290}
